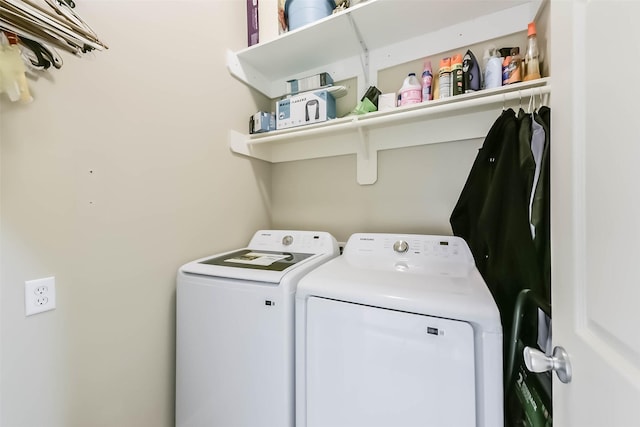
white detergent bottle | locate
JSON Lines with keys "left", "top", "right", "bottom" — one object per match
{"left": 399, "top": 73, "right": 422, "bottom": 106}
{"left": 483, "top": 46, "right": 502, "bottom": 89}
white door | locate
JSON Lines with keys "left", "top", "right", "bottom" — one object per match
{"left": 551, "top": 1, "right": 640, "bottom": 425}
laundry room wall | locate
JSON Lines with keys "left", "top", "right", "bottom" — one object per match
{"left": 271, "top": 139, "right": 481, "bottom": 242}
{"left": 0, "top": 2, "right": 270, "bottom": 427}
{"left": 270, "top": 32, "right": 533, "bottom": 243}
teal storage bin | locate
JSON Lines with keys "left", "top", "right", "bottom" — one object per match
{"left": 286, "top": 0, "right": 334, "bottom": 31}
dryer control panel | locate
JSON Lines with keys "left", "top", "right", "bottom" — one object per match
{"left": 344, "top": 233, "right": 475, "bottom": 270}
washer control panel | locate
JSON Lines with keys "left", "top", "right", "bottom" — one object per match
{"left": 248, "top": 230, "right": 338, "bottom": 255}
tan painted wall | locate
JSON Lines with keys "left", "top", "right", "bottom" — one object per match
{"left": 0, "top": 2, "right": 270, "bottom": 426}
{"left": 271, "top": 140, "right": 482, "bottom": 243}
{"left": 0, "top": 2, "right": 551, "bottom": 425}
{"left": 272, "top": 32, "right": 533, "bottom": 243}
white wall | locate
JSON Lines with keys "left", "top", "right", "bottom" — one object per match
{"left": 0, "top": 1, "right": 270, "bottom": 426}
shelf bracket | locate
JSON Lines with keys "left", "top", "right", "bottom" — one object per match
{"left": 226, "top": 49, "right": 274, "bottom": 98}
{"left": 355, "top": 124, "right": 377, "bottom": 185}
{"left": 347, "top": 12, "right": 371, "bottom": 95}
{"left": 356, "top": 124, "right": 369, "bottom": 160}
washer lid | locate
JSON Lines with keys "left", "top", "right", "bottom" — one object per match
{"left": 181, "top": 249, "right": 316, "bottom": 283}
{"left": 201, "top": 249, "right": 313, "bottom": 272}
{"left": 179, "top": 230, "right": 339, "bottom": 284}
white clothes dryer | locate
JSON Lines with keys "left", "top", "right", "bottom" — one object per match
{"left": 295, "top": 233, "right": 503, "bottom": 427}
{"left": 176, "top": 230, "right": 339, "bottom": 427}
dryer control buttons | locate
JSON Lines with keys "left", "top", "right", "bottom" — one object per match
{"left": 282, "top": 235, "right": 294, "bottom": 246}
{"left": 393, "top": 240, "right": 409, "bottom": 253}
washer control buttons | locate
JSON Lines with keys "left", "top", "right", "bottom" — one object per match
{"left": 393, "top": 240, "right": 409, "bottom": 253}
{"left": 282, "top": 235, "right": 293, "bottom": 246}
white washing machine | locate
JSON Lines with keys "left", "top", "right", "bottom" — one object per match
{"left": 295, "top": 233, "right": 503, "bottom": 427}
{"left": 176, "top": 230, "right": 339, "bottom": 427}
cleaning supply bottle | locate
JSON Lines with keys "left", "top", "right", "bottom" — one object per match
{"left": 438, "top": 57, "right": 451, "bottom": 99}
{"left": 483, "top": 47, "right": 502, "bottom": 89}
{"left": 399, "top": 72, "right": 422, "bottom": 106}
{"left": 501, "top": 48, "right": 512, "bottom": 86}
{"left": 451, "top": 53, "right": 464, "bottom": 96}
{"left": 524, "top": 21, "right": 541, "bottom": 81}
{"left": 421, "top": 60, "right": 433, "bottom": 102}
{"left": 507, "top": 47, "right": 522, "bottom": 84}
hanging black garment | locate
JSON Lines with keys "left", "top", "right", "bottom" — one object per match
{"left": 452, "top": 106, "right": 552, "bottom": 427}
{"left": 450, "top": 108, "right": 545, "bottom": 342}
{"left": 449, "top": 108, "right": 517, "bottom": 276}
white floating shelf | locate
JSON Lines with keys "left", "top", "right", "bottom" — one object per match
{"left": 230, "top": 78, "right": 551, "bottom": 185}
{"left": 227, "top": 0, "right": 543, "bottom": 98}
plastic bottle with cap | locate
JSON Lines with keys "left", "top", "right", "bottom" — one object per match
{"left": 399, "top": 73, "right": 422, "bottom": 106}
{"left": 524, "top": 21, "right": 541, "bottom": 81}
{"left": 451, "top": 53, "right": 464, "bottom": 96}
{"left": 421, "top": 60, "right": 433, "bottom": 102}
{"left": 483, "top": 46, "right": 503, "bottom": 89}
{"left": 438, "top": 57, "right": 452, "bottom": 99}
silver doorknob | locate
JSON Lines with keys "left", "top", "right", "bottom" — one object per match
{"left": 523, "top": 346, "right": 572, "bottom": 384}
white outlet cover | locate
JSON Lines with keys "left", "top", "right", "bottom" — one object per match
{"left": 25, "top": 276, "right": 56, "bottom": 316}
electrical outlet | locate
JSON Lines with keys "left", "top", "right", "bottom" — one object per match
{"left": 25, "top": 277, "right": 56, "bottom": 316}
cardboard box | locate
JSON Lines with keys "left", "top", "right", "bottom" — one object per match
{"left": 276, "top": 90, "right": 336, "bottom": 130}
{"left": 378, "top": 93, "right": 397, "bottom": 111}
{"left": 250, "top": 111, "right": 276, "bottom": 134}
{"left": 246, "top": 0, "right": 259, "bottom": 46}
{"left": 286, "top": 72, "right": 333, "bottom": 95}
{"left": 258, "top": 0, "right": 279, "bottom": 44}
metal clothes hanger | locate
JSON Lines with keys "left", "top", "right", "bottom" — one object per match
{"left": 0, "top": 0, "right": 106, "bottom": 102}
{"left": 0, "top": 0, "right": 107, "bottom": 54}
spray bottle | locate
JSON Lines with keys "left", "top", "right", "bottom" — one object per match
{"left": 438, "top": 57, "right": 451, "bottom": 99}
{"left": 451, "top": 54, "right": 464, "bottom": 96}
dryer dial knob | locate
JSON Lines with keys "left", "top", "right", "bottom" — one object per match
{"left": 282, "top": 235, "right": 294, "bottom": 246}
{"left": 393, "top": 240, "right": 409, "bottom": 253}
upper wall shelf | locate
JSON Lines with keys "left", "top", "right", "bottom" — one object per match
{"left": 227, "top": 0, "right": 544, "bottom": 98}
{"left": 230, "top": 78, "right": 551, "bottom": 185}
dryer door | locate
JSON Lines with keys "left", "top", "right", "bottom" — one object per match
{"left": 305, "top": 297, "right": 476, "bottom": 427}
